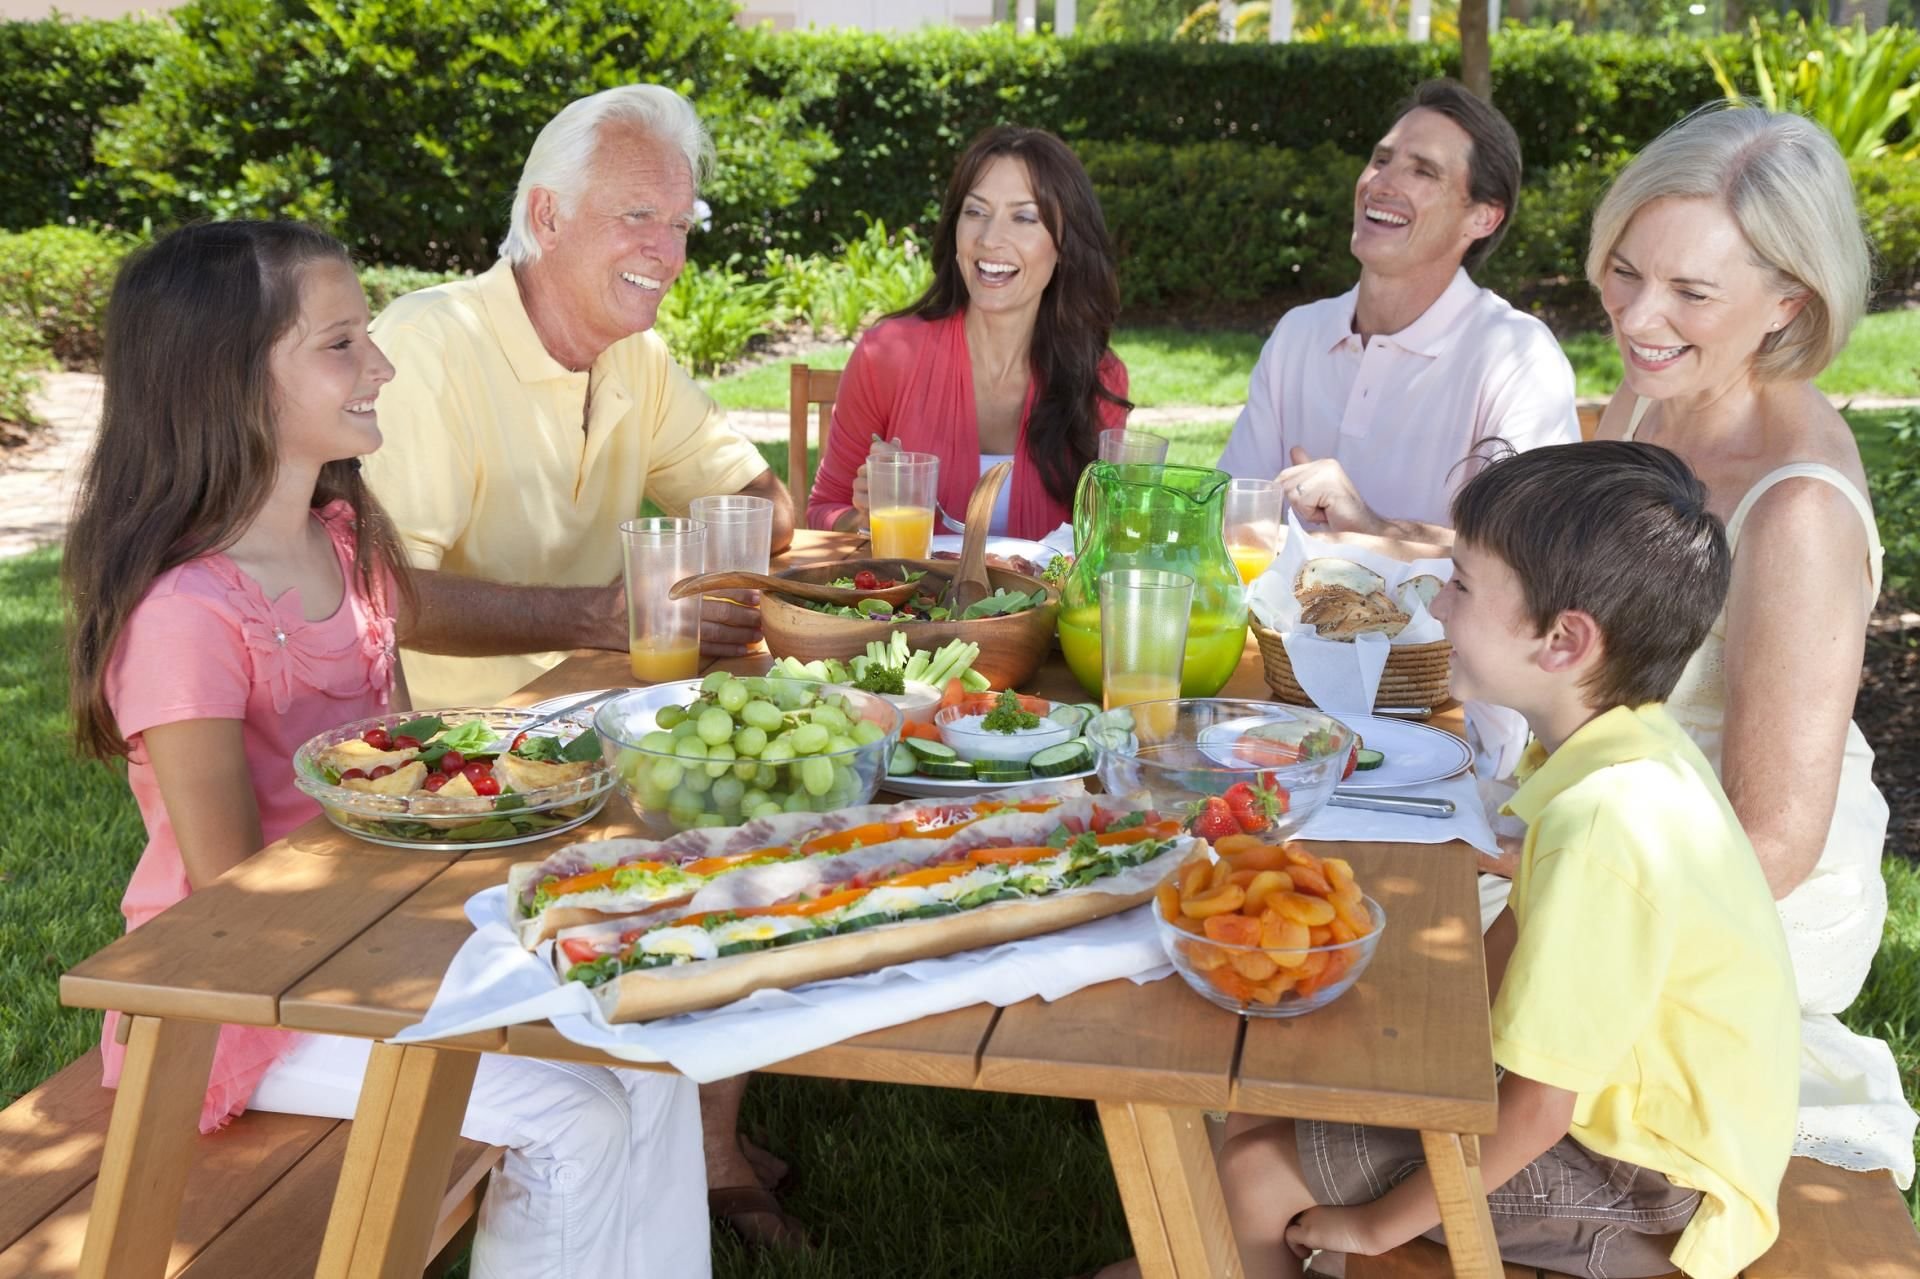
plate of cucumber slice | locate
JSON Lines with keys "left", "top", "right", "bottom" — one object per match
{"left": 880, "top": 702, "right": 1100, "bottom": 797}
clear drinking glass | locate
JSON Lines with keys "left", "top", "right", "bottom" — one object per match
{"left": 1223, "top": 478, "right": 1285, "bottom": 584}
{"left": 1097, "top": 428, "right": 1171, "bottom": 465}
{"left": 868, "top": 452, "right": 938, "bottom": 559}
{"left": 1099, "top": 568, "right": 1195, "bottom": 737}
{"left": 690, "top": 494, "right": 774, "bottom": 576}
{"left": 621, "top": 517, "right": 705, "bottom": 684}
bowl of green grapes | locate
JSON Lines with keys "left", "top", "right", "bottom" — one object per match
{"left": 594, "top": 674, "right": 904, "bottom": 836}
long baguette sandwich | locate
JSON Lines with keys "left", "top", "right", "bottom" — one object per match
{"left": 550, "top": 807, "right": 1190, "bottom": 1023}
{"left": 507, "top": 780, "right": 1103, "bottom": 947}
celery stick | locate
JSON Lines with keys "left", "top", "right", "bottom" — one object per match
{"left": 961, "top": 668, "right": 991, "bottom": 692}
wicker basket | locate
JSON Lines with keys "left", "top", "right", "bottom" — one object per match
{"left": 1251, "top": 619, "right": 1453, "bottom": 713}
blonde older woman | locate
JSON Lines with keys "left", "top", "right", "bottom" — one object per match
{"left": 1587, "top": 106, "right": 1913, "bottom": 1185}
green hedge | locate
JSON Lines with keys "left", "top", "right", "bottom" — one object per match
{"left": 0, "top": 16, "right": 179, "bottom": 230}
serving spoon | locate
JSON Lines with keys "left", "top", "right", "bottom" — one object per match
{"left": 941, "top": 461, "right": 1013, "bottom": 614}
{"left": 669, "top": 568, "right": 927, "bottom": 609}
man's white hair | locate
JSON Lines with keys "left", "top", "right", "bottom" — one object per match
{"left": 500, "top": 85, "right": 715, "bottom": 265}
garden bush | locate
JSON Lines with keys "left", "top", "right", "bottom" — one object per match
{"left": 1858, "top": 156, "right": 1920, "bottom": 294}
{"left": 0, "top": 314, "right": 50, "bottom": 434}
{"left": 0, "top": 16, "right": 179, "bottom": 231}
{"left": 88, "top": 0, "right": 832, "bottom": 271}
{"left": 0, "top": 225, "right": 135, "bottom": 370}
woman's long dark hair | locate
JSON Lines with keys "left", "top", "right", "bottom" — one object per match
{"left": 64, "top": 221, "right": 414, "bottom": 760}
{"left": 902, "top": 125, "right": 1129, "bottom": 508}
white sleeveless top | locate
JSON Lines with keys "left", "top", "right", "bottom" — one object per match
{"left": 1626, "top": 398, "right": 1913, "bottom": 1184}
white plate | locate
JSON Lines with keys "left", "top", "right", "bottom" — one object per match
{"left": 927, "top": 535, "right": 1057, "bottom": 567}
{"left": 879, "top": 764, "right": 1095, "bottom": 799}
{"left": 1323, "top": 714, "right": 1474, "bottom": 789}
{"left": 1197, "top": 712, "right": 1473, "bottom": 790}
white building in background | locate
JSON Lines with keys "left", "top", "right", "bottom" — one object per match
{"left": 738, "top": 0, "right": 999, "bottom": 29}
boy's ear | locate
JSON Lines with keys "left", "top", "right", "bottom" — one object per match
{"left": 1538, "top": 608, "right": 1603, "bottom": 677}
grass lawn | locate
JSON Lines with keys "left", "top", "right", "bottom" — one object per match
{"left": 6, "top": 410, "right": 1919, "bottom": 1266}
{"left": 709, "top": 310, "right": 1920, "bottom": 410}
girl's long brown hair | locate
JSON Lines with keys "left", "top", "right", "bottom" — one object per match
{"left": 65, "top": 221, "right": 413, "bottom": 760}
{"left": 901, "top": 126, "right": 1130, "bottom": 508}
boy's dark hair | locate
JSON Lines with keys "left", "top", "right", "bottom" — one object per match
{"left": 1391, "top": 80, "right": 1522, "bottom": 273}
{"left": 1450, "top": 441, "right": 1731, "bottom": 709}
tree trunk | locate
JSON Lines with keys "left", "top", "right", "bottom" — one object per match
{"left": 1460, "top": 0, "right": 1491, "bottom": 100}
{"left": 1835, "top": 0, "right": 1889, "bottom": 28}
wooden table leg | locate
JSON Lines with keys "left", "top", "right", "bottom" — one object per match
{"left": 1420, "top": 1130, "right": 1503, "bottom": 1279}
{"left": 1098, "top": 1101, "right": 1245, "bottom": 1279}
{"left": 315, "top": 1043, "right": 479, "bottom": 1279}
{"left": 78, "top": 1016, "right": 219, "bottom": 1279}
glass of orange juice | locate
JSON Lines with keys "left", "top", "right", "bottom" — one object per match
{"left": 868, "top": 452, "right": 938, "bottom": 560}
{"left": 1099, "top": 568, "right": 1193, "bottom": 738}
{"left": 621, "top": 517, "right": 705, "bottom": 684}
{"left": 1224, "top": 478, "right": 1284, "bottom": 584}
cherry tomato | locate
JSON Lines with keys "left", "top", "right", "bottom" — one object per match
{"left": 853, "top": 570, "right": 879, "bottom": 590}
{"left": 471, "top": 773, "right": 502, "bottom": 797}
{"left": 392, "top": 734, "right": 423, "bottom": 751}
{"left": 339, "top": 768, "right": 368, "bottom": 782}
{"left": 361, "top": 727, "right": 392, "bottom": 750}
{"left": 368, "top": 765, "right": 395, "bottom": 780}
{"left": 422, "top": 772, "right": 450, "bottom": 792}
{"left": 440, "top": 750, "right": 466, "bottom": 774}
{"left": 462, "top": 761, "right": 492, "bottom": 784}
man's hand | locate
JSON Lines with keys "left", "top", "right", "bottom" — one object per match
{"left": 1278, "top": 447, "right": 1382, "bottom": 535}
{"left": 1284, "top": 1203, "right": 1383, "bottom": 1259}
{"left": 700, "top": 591, "right": 763, "bottom": 658}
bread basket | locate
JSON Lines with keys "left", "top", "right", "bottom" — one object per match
{"left": 1251, "top": 619, "right": 1453, "bottom": 713}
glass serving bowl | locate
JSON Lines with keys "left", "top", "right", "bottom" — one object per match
{"left": 1084, "top": 699, "right": 1356, "bottom": 841}
{"left": 595, "top": 677, "right": 903, "bottom": 838}
{"left": 292, "top": 706, "right": 614, "bottom": 850}
{"left": 1155, "top": 895, "right": 1385, "bottom": 1017}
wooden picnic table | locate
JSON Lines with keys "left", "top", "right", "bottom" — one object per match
{"left": 61, "top": 530, "right": 1500, "bottom": 1279}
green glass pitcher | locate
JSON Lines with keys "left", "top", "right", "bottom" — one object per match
{"left": 1058, "top": 461, "right": 1249, "bottom": 698}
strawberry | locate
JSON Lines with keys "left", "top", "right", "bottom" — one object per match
{"left": 1186, "top": 795, "right": 1240, "bottom": 842}
{"left": 1222, "top": 778, "right": 1291, "bottom": 833}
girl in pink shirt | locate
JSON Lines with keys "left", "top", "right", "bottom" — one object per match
{"left": 809, "top": 126, "right": 1131, "bottom": 539}
{"left": 63, "top": 219, "right": 709, "bottom": 1279}
{"left": 65, "top": 222, "right": 410, "bottom": 1129}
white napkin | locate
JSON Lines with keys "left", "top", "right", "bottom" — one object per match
{"left": 1246, "top": 514, "right": 1453, "bottom": 713}
{"left": 1039, "top": 522, "right": 1076, "bottom": 558}
{"left": 1291, "top": 770, "right": 1497, "bottom": 855}
{"left": 1464, "top": 700, "right": 1531, "bottom": 781}
{"left": 392, "top": 887, "right": 1169, "bottom": 1083}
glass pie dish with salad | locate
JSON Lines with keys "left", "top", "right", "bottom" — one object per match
{"left": 293, "top": 707, "right": 615, "bottom": 849}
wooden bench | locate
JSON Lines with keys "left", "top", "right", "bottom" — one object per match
{"left": 0, "top": 1050, "right": 503, "bottom": 1278}
{"left": 1343, "top": 1156, "right": 1920, "bottom": 1278}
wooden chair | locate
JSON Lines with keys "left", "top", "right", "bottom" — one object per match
{"left": 788, "top": 363, "right": 841, "bottom": 517}
{"left": 1576, "top": 402, "right": 1603, "bottom": 442}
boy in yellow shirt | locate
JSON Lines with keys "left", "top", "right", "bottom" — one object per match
{"left": 1218, "top": 442, "right": 1798, "bottom": 1279}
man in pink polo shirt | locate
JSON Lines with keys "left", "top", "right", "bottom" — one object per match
{"left": 1218, "top": 80, "right": 1578, "bottom": 545}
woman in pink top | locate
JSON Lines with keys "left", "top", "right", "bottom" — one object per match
{"left": 63, "top": 221, "right": 710, "bottom": 1278}
{"left": 808, "top": 126, "right": 1131, "bottom": 540}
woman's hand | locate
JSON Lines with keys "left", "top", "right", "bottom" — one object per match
{"left": 846, "top": 436, "right": 900, "bottom": 531}
{"left": 1278, "top": 447, "right": 1383, "bottom": 535}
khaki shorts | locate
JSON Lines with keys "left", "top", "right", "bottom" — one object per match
{"left": 1296, "top": 1120, "right": 1702, "bottom": 1279}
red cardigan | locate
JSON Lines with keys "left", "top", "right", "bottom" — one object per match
{"left": 806, "top": 312, "right": 1130, "bottom": 539}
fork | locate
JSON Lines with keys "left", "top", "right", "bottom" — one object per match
{"left": 482, "top": 689, "right": 611, "bottom": 757}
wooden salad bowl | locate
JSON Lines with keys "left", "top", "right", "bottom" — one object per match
{"left": 762, "top": 558, "right": 1059, "bottom": 690}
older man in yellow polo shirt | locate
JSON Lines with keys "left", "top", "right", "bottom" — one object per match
{"left": 366, "top": 84, "right": 794, "bottom": 712}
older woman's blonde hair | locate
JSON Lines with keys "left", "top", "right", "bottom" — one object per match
{"left": 1585, "top": 107, "right": 1870, "bottom": 383}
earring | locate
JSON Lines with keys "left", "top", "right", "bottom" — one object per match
{"left": 1769, "top": 322, "right": 1780, "bottom": 330}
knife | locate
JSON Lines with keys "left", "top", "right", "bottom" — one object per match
{"left": 1328, "top": 791, "right": 1455, "bottom": 817}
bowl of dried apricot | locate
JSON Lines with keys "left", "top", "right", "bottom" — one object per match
{"left": 1153, "top": 835, "right": 1383, "bottom": 1016}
